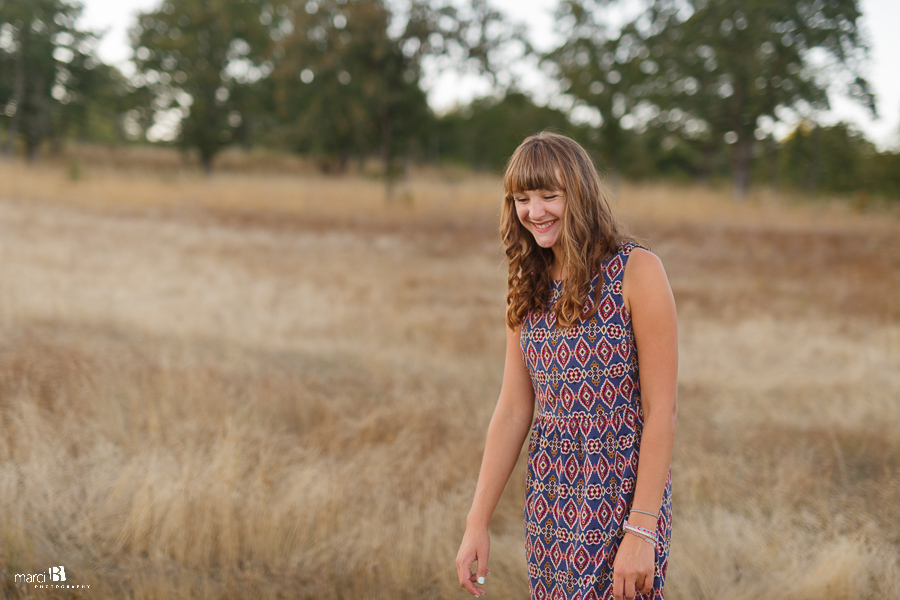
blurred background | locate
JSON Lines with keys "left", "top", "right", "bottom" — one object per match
{"left": 0, "top": 0, "right": 898, "bottom": 598}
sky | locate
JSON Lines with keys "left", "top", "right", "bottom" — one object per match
{"left": 78, "top": 0, "right": 900, "bottom": 150}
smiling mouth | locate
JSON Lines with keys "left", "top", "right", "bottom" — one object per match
{"left": 532, "top": 220, "right": 557, "bottom": 232}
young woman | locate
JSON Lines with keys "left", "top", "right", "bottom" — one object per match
{"left": 455, "top": 132, "right": 677, "bottom": 600}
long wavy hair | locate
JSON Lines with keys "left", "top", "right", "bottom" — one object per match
{"left": 502, "top": 132, "right": 633, "bottom": 328}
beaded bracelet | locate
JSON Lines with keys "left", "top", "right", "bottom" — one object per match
{"left": 630, "top": 509, "right": 659, "bottom": 519}
{"left": 624, "top": 523, "right": 658, "bottom": 545}
{"left": 624, "top": 525, "right": 655, "bottom": 539}
{"left": 623, "top": 527, "right": 656, "bottom": 546}
{"left": 624, "top": 529, "right": 655, "bottom": 547}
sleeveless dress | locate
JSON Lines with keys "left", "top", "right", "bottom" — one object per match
{"left": 520, "top": 241, "right": 672, "bottom": 600}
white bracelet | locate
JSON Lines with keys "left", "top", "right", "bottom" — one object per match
{"left": 624, "top": 528, "right": 655, "bottom": 546}
{"left": 624, "top": 523, "right": 657, "bottom": 545}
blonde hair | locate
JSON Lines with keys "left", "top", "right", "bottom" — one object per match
{"left": 501, "top": 131, "right": 632, "bottom": 328}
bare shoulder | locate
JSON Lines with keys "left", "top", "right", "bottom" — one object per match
{"left": 623, "top": 247, "right": 668, "bottom": 285}
{"left": 622, "top": 247, "right": 674, "bottom": 316}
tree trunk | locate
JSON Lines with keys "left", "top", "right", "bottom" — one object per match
{"left": 732, "top": 136, "right": 752, "bottom": 201}
{"left": 767, "top": 135, "right": 779, "bottom": 196}
{"left": 428, "top": 131, "right": 439, "bottom": 165}
{"left": 338, "top": 147, "right": 352, "bottom": 173}
{"left": 808, "top": 126, "right": 821, "bottom": 191}
{"left": 25, "top": 136, "right": 39, "bottom": 162}
{"left": 50, "top": 133, "right": 63, "bottom": 156}
{"left": 381, "top": 112, "right": 395, "bottom": 204}
{"left": 201, "top": 151, "right": 214, "bottom": 176}
{"left": 23, "top": 71, "right": 51, "bottom": 162}
{"left": 697, "top": 143, "right": 716, "bottom": 182}
{"left": 5, "top": 35, "right": 27, "bottom": 156}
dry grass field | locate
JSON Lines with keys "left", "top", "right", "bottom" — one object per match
{"left": 0, "top": 156, "right": 899, "bottom": 599}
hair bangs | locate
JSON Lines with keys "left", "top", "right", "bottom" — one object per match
{"left": 504, "top": 140, "right": 565, "bottom": 195}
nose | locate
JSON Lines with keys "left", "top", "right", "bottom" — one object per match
{"left": 529, "top": 201, "right": 546, "bottom": 221}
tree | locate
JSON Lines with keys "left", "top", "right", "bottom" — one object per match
{"left": 55, "top": 54, "right": 134, "bottom": 144}
{"left": 0, "top": 0, "right": 110, "bottom": 158}
{"left": 130, "top": 0, "right": 275, "bottom": 172}
{"left": 780, "top": 121, "right": 876, "bottom": 193}
{"left": 868, "top": 149, "right": 900, "bottom": 202}
{"left": 268, "top": 0, "right": 430, "bottom": 178}
{"left": 266, "top": 0, "right": 524, "bottom": 182}
{"left": 546, "top": 1, "right": 651, "bottom": 187}
{"left": 643, "top": 0, "right": 875, "bottom": 199}
{"left": 436, "top": 91, "right": 581, "bottom": 170}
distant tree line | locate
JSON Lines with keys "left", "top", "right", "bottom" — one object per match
{"left": 1, "top": 0, "right": 898, "bottom": 200}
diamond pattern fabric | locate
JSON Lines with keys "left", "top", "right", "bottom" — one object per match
{"left": 521, "top": 242, "right": 672, "bottom": 599}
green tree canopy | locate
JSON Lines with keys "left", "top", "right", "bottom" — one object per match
{"left": 130, "top": 0, "right": 276, "bottom": 171}
{"left": 267, "top": 0, "right": 430, "bottom": 175}
{"left": 548, "top": 0, "right": 876, "bottom": 198}
{"left": 643, "top": 0, "right": 876, "bottom": 199}
{"left": 546, "top": 1, "right": 647, "bottom": 182}
{"left": 780, "top": 121, "right": 876, "bottom": 192}
{"left": 0, "top": 0, "right": 113, "bottom": 158}
{"left": 265, "top": 0, "right": 524, "bottom": 177}
{"left": 436, "top": 91, "right": 580, "bottom": 170}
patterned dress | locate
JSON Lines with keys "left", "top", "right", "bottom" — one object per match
{"left": 520, "top": 242, "right": 672, "bottom": 600}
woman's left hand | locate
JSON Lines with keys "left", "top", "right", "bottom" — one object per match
{"left": 612, "top": 532, "right": 655, "bottom": 600}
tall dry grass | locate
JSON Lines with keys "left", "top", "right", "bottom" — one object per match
{"left": 0, "top": 155, "right": 898, "bottom": 599}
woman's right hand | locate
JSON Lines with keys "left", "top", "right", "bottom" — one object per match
{"left": 455, "top": 525, "right": 490, "bottom": 597}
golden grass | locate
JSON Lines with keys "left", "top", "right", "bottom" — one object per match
{"left": 0, "top": 155, "right": 898, "bottom": 598}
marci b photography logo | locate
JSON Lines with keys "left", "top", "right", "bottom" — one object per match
{"left": 14, "top": 565, "right": 90, "bottom": 590}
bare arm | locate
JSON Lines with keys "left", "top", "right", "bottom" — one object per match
{"left": 466, "top": 323, "right": 536, "bottom": 527}
{"left": 614, "top": 247, "right": 678, "bottom": 600}
{"left": 456, "top": 323, "right": 536, "bottom": 596}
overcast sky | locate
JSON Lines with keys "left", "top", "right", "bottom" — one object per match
{"left": 77, "top": 0, "right": 900, "bottom": 150}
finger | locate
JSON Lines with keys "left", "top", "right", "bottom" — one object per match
{"left": 459, "top": 577, "right": 482, "bottom": 597}
{"left": 475, "top": 551, "right": 489, "bottom": 586}
{"left": 625, "top": 575, "right": 637, "bottom": 600}
{"left": 633, "top": 575, "right": 643, "bottom": 598}
{"left": 456, "top": 557, "right": 479, "bottom": 596}
{"left": 613, "top": 572, "right": 624, "bottom": 600}
{"left": 467, "top": 572, "right": 483, "bottom": 587}
{"left": 465, "top": 572, "right": 487, "bottom": 597}
{"left": 640, "top": 571, "right": 654, "bottom": 594}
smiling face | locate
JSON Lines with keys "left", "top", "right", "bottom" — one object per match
{"left": 501, "top": 133, "right": 589, "bottom": 277}
{"left": 514, "top": 188, "right": 567, "bottom": 250}
{"left": 501, "top": 132, "right": 623, "bottom": 327}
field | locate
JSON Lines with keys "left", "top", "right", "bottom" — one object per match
{"left": 0, "top": 156, "right": 899, "bottom": 599}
